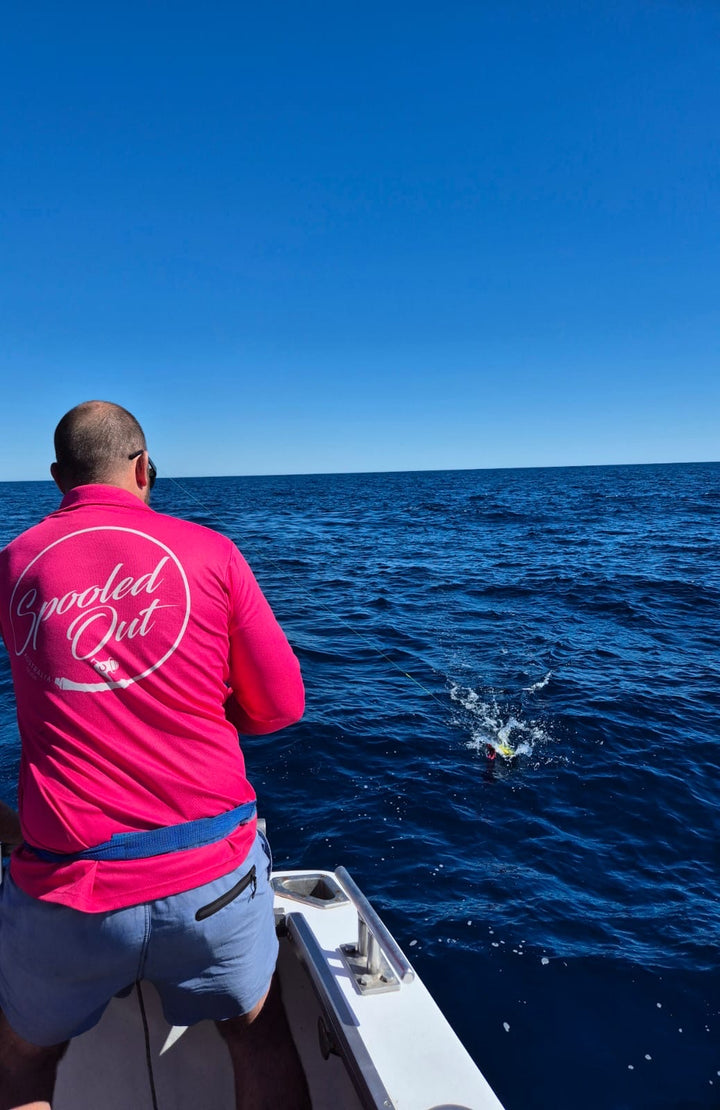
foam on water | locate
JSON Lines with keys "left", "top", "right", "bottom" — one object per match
{"left": 523, "top": 670, "right": 552, "bottom": 693}
{"left": 449, "top": 682, "right": 553, "bottom": 758}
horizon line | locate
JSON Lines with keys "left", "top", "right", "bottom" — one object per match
{"left": 3, "top": 457, "right": 718, "bottom": 485}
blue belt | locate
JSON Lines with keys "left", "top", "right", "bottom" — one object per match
{"left": 24, "top": 800, "right": 257, "bottom": 863}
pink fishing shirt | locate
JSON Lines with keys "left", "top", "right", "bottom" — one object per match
{"left": 0, "top": 485, "right": 304, "bottom": 912}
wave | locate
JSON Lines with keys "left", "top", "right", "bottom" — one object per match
{"left": 523, "top": 670, "right": 553, "bottom": 693}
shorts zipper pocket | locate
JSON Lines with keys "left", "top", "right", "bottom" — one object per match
{"left": 195, "top": 865, "right": 257, "bottom": 921}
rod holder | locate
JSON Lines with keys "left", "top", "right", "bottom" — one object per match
{"left": 336, "top": 865, "right": 415, "bottom": 986}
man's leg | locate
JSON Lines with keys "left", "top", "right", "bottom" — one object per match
{"left": 216, "top": 974, "right": 311, "bottom": 1110}
{"left": 0, "top": 1011, "right": 68, "bottom": 1110}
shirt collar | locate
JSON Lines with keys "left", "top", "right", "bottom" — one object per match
{"left": 59, "top": 484, "right": 152, "bottom": 512}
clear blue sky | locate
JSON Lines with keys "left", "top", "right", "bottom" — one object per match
{"left": 1, "top": 1, "right": 718, "bottom": 480}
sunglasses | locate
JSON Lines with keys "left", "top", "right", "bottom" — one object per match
{"left": 128, "top": 450, "right": 158, "bottom": 489}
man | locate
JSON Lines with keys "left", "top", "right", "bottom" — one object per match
{"left": 0, "top": 401, "right": 310, "bottom": 1109}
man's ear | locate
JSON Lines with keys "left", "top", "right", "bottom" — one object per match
{"left": 50, "top": 462, "right": 65, "bottom": 493}
{"left": 134, "top": 451, "right": 148, "bottom": 489}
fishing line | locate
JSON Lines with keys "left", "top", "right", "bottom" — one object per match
{"left": 164, "top": 474, "right": 451, "bottom": 714}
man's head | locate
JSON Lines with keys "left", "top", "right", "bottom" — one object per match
{"left": 51, "top": 400, "right": 155, "bottom": 502}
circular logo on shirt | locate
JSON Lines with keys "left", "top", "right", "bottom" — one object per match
{"left": 9, "top": 527, "right": 191, "bottom": 693}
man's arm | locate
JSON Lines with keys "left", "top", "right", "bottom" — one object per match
{"left": 224, "top": 549, "right": 305, "bottom": 736}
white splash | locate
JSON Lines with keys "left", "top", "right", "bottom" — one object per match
{"left": 450, "top": 683, "right": 552, "bottom": 759}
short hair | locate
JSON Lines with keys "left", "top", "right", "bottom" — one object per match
{"left": 54, "top": 401, "right": 147, "bottom": 487}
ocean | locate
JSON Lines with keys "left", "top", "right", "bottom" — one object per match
{"left": 0, "top": 463, "right": 718, "bottom": 1110}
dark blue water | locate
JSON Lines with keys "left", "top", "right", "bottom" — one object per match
{"left": 1, "top": 463, "right": 718, "bottom": 1109}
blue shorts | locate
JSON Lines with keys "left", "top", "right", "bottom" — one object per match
{"left": 0, "top": 831, "right": 278, "bottom": 1046}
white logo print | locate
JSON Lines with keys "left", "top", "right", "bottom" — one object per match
{"left": 9, "top": 527, "right": 191, "bottom": 693}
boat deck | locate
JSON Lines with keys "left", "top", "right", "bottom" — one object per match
{"left": 53, "top": 868, "right": 505, "bottom": 1110}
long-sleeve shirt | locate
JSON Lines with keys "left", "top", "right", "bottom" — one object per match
{"left": 0, "top": 484, "right": 304, "bottom": 912}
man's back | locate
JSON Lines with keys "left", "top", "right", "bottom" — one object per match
{"left": 0, "top": 482, "right": 304, "bottom": 912}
